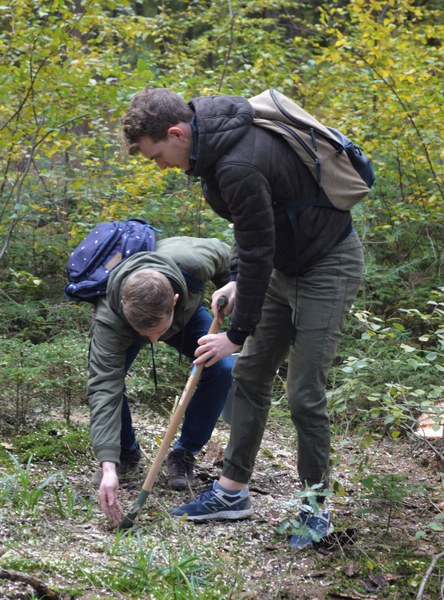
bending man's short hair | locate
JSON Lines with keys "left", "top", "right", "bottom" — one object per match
{"left": 121, "top": 87, "right": 193, "bottom": 154}
{"left": 121, "top": 269, "right": 175, "bottom": 331}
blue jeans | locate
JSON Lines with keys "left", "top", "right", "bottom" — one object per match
{"left": 121, "top": 304, "right": 234, "bottom": 454}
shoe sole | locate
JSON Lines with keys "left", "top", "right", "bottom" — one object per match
{"left": 174, "top": 507, "right": 254, "bottom": 521}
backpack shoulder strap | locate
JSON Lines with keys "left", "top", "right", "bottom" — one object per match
{"left": 179, "top": 267, "right": 203, "bottom": 294}
{"left": 249, "top": 89, "right": 374, "bottom": 210}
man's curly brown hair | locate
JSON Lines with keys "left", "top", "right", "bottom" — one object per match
{"left": 121, "top": 88, "right": 193, "bottom": 155}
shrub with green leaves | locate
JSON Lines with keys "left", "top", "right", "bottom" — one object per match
{"left": 0, "top": 335, "right": 88, "bottom": 427}
{"left": 328, "top": 287, "right": 444, "bottom": 436}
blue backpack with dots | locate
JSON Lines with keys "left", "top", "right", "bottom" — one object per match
{"left": 64, "top": 218, "right": 158, "bottom": 303}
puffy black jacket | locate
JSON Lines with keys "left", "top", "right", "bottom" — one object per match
{"left": 187, "top": 95, "right": 351, "bottom": 344}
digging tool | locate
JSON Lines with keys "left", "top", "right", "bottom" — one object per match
{"left": 117, "top": 296, "right": 228, "bottom": 531}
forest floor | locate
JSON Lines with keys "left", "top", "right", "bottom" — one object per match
{"left": 0, "top": 403, "right": 443, "bottom": 600}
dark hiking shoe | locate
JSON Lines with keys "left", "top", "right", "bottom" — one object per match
{"left": 118, "top": 447, "right": 142, "bottom": 476}
{"left": 91, "top": 447, "right": 142, "bottom": 487}
{"left": 166, "top": 449, "right": 196, "bottom": 490}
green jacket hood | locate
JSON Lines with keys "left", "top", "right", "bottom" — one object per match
{"left": 106, "top": 251, "right": 189, "bottom": 338}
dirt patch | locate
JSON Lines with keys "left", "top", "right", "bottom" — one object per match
{"left": 0, "top": 404, "right": 443, "bottom": 599}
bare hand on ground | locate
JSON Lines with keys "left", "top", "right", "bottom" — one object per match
{"left": 98, "top": 462, "right": 123, "bottom": 527}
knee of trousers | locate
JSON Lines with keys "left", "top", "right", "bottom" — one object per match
{"left": 200, "top": 356, "right": 233, "bottom": 384}
{"left": 289, "top": 395, "right": 329, "bottom": 425}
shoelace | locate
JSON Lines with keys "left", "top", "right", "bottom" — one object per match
{"left": 195, "top": 487, "right": 215, "bottom": 501}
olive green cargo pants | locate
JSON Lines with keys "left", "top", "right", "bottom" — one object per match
{"left": 222, "top": 232, "right": 364, "bottom": 488}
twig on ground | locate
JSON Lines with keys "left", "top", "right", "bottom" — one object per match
{"left": 404, "top": 422, "right": 444, "bottom": 464}
{"left": 138, "top": 443, "right": 150, "bottom": 461}
{"left": 0, "top": 567, "right": 71, "bottom": 599}
{"left": 415, "top": 550, "right": 444, "bottom": 600}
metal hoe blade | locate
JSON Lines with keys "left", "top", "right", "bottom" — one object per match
{"left": 118, "top": 490, "right": 149, "bottom": 531}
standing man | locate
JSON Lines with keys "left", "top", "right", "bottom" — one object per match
{"left": 121, "top": 88, "right": 364, "bottom": 549}
{"left": 88, "top": 236, "right": 234, "bottom": 526}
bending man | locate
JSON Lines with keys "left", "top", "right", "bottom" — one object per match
{"left": 88, "top": 235, "right": 234, "bottom": 526}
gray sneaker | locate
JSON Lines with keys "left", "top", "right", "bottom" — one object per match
{"left": 91, "top": 447, "right": 142, "bottom": 488}
{"left": 166, "top": 449, "right": 196, "bottom": 490}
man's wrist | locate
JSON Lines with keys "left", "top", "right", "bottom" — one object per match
{"left": 101, "top": 461, "right": 118, "bottom": 474}
{"left": 227, "top": 328, "right": 249, "bottom": 346}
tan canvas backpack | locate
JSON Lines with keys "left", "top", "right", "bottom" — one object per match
{"left": 249, "top": 89, "right": 375, "bottom": 211}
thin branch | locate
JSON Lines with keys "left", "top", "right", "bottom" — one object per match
{"left": 416, "top": 551, "right": 444, "bottom": 600}
{"left": 0, "top": 288, "right": 22, "bottom": 304}
{"left": 218, "top": 0, "right": 235, "bottom": 93}
{"left": 0, "top": 112, "right": 87, "bottom": 261}
{"left": 0, "top": 567, "right": 69, "bottom": 599}
{"left": 403, "top": 422, "right": 444, "bottom": 464}
{"left": 0, "top": 54, "right": 50, "bottom": 134}
{"left": 281, "top": 9, "right": 443, "bottom": 202}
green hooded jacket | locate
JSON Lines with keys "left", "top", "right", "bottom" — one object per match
{"left": 88, "top": 236, "right": 231, "bottom": 465}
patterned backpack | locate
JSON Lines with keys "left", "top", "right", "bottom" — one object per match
{"left": 64, "top": 218, "right": 158, "bottom": 303}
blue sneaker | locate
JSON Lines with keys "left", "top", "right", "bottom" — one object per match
{"left": 289, "top": 509, "right": 333, "bottom": 550}
{"left": 171, "top": 481, "right": 253, "bottom": 521}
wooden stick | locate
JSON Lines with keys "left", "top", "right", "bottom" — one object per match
{"left": 0, "top": 567, "right": 67, "bottom": 599}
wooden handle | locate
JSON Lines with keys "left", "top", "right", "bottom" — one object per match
{"left": 141, "top": 298, "right": 227, "bottom": 493}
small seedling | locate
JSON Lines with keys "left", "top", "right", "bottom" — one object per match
{"left": 415, "top": 511, "right": 444, "bottom": 539}
{"left": 53, "top": 478, "right": 94, "bottom": 520}
{"left": 277, "top": 483, "right": 332, "bottom": 543}
{"left": 1, "top": 452, "right": 59, "bottom": 512}
{"left": 357, "top": 473, "right": 414, "bottom": 532}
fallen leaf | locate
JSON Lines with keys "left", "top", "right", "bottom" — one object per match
{"left": 0, "top": 442, "right": 14, "bottom": 450}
